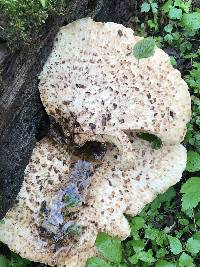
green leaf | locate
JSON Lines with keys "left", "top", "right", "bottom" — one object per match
{"left": 137, "top": 250, "right": 156, "bottom": 263}
{"left": 186, "top": 237, "right": 200, "bottom": 254}
{"left": 131, "top": 217, "right": 145, "bottom": 230}
{"left": 141, "top": 2, "right": 150, "bottom": 13}
{"left": 181, "top": 177, "right": 200, "bottom": 210}
{"left": 170, "top": 56, "right": 177, "bottom": 66}
{"left": 168, "top": 236, "right": 182, "bottom": 255}
{"left": 174, "top": 0, "right": 191, "bottom": 13}
{"left": 86, "top": 257, "right": 112, "bottom": 267}
{"left": 164, "top": 24, "right": 173, "bottom": 33}
{"left": 10, "top": 253, "right": 30, "bottom": 267}
{"left": 179, "top": 219, "right": 189, "bottom": 226}
{"left": 159, "top": 187, "right": 176, "bottom": 203}
{"left": 181, "top": 12, "right": 200, "bottom": 30}
{"left": 186, "top": 151, "right": 200, "bottom": 172}
{"left": 95, "top": 233, "right": 122, "bottom": 263}
{"left": 40, "top": 0, "right": 47, "bottom": 8}
{"left": 133, "top": 37, "right": 156, "bottom": 60}
{"left": 156, "top": 248, "right": 167, "bottom": 258}
{"left": 0, "top": 256, "right": 9, "bottom": 267}
{"left": 131, "top": 240, "right": 145, "bottom": 252}
{"left": 179, "top": 253, "right": 194, "bottom": 267}
{"left": 162, "top": 0, "right": 173, "bottom": 13}
{"left": 138, "top": 133, "right": 162, "bottom": 149}
{"left": 128, "top": 254, "right": 139, "bottom": 264}
{"left": 168, "top": 7, "right": 182, "bottom": 20}
{"left": 145, "top": 226, "right": 160, "bottom": 240}
{"left": 151, "top": 3, "right": 158, "bottom": 13}
{"left": 0, "top": 220, "right": 5, "bottom": 224}
{"left": 193, "top": 231, "right": 200, "bottom": 240}
{"left": 155, "top": 260, "right": 175, "bottom": 267}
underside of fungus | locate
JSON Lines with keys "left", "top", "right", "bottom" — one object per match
{"left": 0, "top": 18, "right": 191, "bottom": 267}
{"left": 0, "top": 136, "right": 186, "bottom": 267}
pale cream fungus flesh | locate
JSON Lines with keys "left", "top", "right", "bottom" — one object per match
{"left": 0, "top": 18, "right": 190, "bottom": 267}
{"left": 39, "top": 18, "right": 190, "bottom": 168}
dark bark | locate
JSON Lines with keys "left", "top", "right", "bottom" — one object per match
{"left": 0, "top": 0, "right": 132, "bottom": 220}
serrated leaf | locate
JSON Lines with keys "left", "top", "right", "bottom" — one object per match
{"left": 145, "top": 226, "right": 160, "bottom": 240}
{"left": 174, "top": 0, "right": 191, "bottom": 13}
{"left": 131, "top": 217, "right": 145, "bottom": 230}
{"left": 151, "top": 3, "right": 158, "bottom": 13}
{"left": 137, "top": 250, "right": 156, "bottom": 263}
{"left": 95, "top": 233, "right": 122, "bottom": 263}
{"left": 168, "top": 236, "right": 182, "bottom": 255}
{"left": 141, "top": 2, "right": 150, "bottom": 13}
{"left": 193, "top": 231, "right": 200, "bottom": 240}
{"left": 164, "top": 24, "right": 173, "bottom": 33}
{"left": 186, "top": 151, "right": 200, "bottom": 172}
{"left": 131, "top": 240, "right": 145, "bottom": 252}
{"left": 156, "top": 248, "right": 167, "bottom": 258}
{"left": 0, "top": 256, "right": 9, "bottom": 267}
{"left": 181, "top": 12, "right": 200, "bottom": 30}
{"left": 168, "top": 7, "right": 182, "bottom": 20}
{"left": 128, "top": 254, "right": 139, "bottom": 264}
{"left": 133, "top": 37, "right": 156, "bottom": 60}
{"left": 181, "top": 177, "right": 200, "bottom": 210}
{"left": 86, "top": 257, "right": 112, "bottom": 267}
{"left": 155, "top": 260, "right": 175, "bottom": 267}
{"left": 179, "top": 252, "right": 194, "bottom": 267}
{"left": 186, "top": 237, "right": 200, "bottom": 254}
{"left": 162, "top": 0, "right": 173, "bottom": 13}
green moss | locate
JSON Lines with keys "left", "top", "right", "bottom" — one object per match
{"left": 0, "top": 0, "right": 65, "bottom": 43}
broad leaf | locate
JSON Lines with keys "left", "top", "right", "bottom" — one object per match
{"left": 181, "top": 177, "right": 200, "bottom": 210}
{"left": 168, "top": 236, "right": 182, "bottom": 255}
{"left": 10, "top": 252, "right": 30, "bottom": 267}
{"left": 95, "top": 233, "right": 122, "bottom": 263}
{"left": 181, "top": 12, "right": 200, "bottom": 30}
{"left": 131, "top": 217, "right": 145, "bottom": 230}
{"left": 162, "top": 0, "right": 173, "bottom": 13}
{"left": 179, "top": 253, "right": 194, "bottom": 267}
{"left": 168, "top": 7, "right": 182, "bottom": 20}
{"left": 186, "top": 237, "right": 200, "bottom": 254}
{"left": 137, "top": 250, "right": 156, "bottom": 263}
{"left": 0, "top": 256, "right": 9, "bottom": 267}
{"left": 133, "top": 37, "right": 156, "bottom": 60}
{"left": 131, "top": 240, "right": 145, "bottom": 252}
{"left": 141, "top": 2, "right": 150, "bottom": 13}
{"left": 155, "top": 260, "right": 176, "bottom": 267}
{"left": 186, "top": 151, "right": 200, "bottom": 172}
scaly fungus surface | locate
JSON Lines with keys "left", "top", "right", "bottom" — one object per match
{"left": 0, "top": 136, "right": 186, "bottom": 267}
{"left": 39, "top": 17, "right": 191, "bottom": 168}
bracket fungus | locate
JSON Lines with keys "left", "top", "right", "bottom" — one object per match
{"left": 39, "top": 17, "right": 190, "bottom": 168}
{"left": 0, "top": 18, "right": 191, "bottom": 267}
{"left": 0, "top": 136, "right": 187, "bottom": 267}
